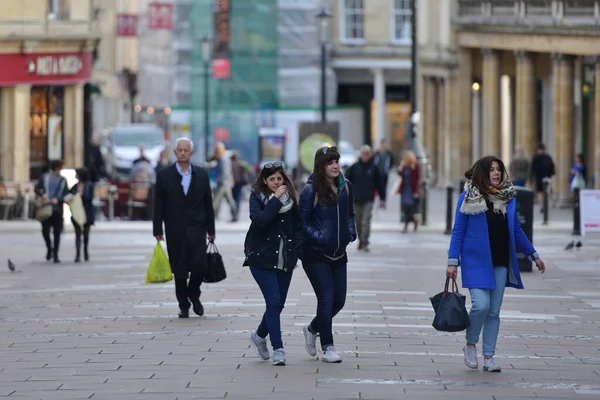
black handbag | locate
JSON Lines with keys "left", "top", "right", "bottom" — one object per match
{"left": 203, "top": 241, "right": 227, "bottom": 283}
{"left": 429, "top": 277, "right": 471, "bottom": 332}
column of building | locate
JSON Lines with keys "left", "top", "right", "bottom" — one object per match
{"left": 551, "top": 53, "right": 574, "bottom": 204}
{"left": 515, "top": 50, "right": 537, "bottom": 158}
{"left": 422, "top": 77, "right": 437, "bottom": 178}
{"left": 373, "top": 68, "right": 386, "bottom": 146}
{"left": 482, "top": 49, "right": 500, "bottom": 157}
{"left": 63, "top": 84, "right": 85, "bottom": 169}
{"left": 7, "top": 86, "right": 32, "bottom": 183}
{"left": 454, "top": 49, "right": 472, "bottom": 178}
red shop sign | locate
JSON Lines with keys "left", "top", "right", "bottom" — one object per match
{"left": 117, "top": 14, "right": 138, "bottom": 36}
{"left": 148, "top": 2, "right": 173, "bottom": 30}
{"left": 0, "top": 52, "right": 93, "bottom": 86}
{"left": 212, "top": 59, "right": 231, "bottom": 79}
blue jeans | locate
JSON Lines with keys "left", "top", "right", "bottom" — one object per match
{"left": 250, "top": 266, "right": 293, "bottom": 350}
{"left": 303, "top": 261, "right": 347, "bottom": 350}
{"left": 466, "top": 267, "right": 508, "bottom": 356}
{"left": 232, "top": 182, "right": 244, "bottom": 215}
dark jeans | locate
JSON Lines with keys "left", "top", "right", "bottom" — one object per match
{"left": 232, "top": 183, "right": 244, "bottom": 216}
{"left": 174, "top": 275, "right": 202, "bottom": 312}
{"left": 513, "top": 179, "right": 526, "bottom": 187}
{"left": 303, "top": 261, "right": 347, "bottom": 350}
{"left": 250, "top": 266, "right": 294, "bottom": 350}
{"left": 41, "top": 212, "right": 63, "bottom": 257}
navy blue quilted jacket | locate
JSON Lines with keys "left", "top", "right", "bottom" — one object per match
{"left": 298, "top": 174, "right": 357, "bottom": 260}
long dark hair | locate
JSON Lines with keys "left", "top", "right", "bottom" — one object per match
{"left": 465, "top": 155, "right": 508, "bottom": 198}
{"left": 76, "top": 167, "right": 90, "bottom": 183}
{"left": 252, "top": 163, "right": 298, "bottom": 203}
{"left": 313, "top": 146, "right": 341, "bottom": 204}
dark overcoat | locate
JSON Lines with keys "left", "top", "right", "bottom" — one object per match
{"left": 152, "top": 164, "right": 216, "bottom": 279}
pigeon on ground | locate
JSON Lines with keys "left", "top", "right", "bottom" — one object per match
{"left": 575, "top": 241, "right": 582, "bottom": 249}
{"left": 8, "top": 259, "right": 19, "bottom": 272}
{"left": 565, "top": 241, "right": 574, "bottom": 250}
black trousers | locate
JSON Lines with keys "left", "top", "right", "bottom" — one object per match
{"left": 73, "top": 222, "right": 91, "bottom": 257}
{"left": 175, "top": 275, "right": 202, "bottom": 311}
{"left": 42, "top": 212, "right": 63, "bottom": 256}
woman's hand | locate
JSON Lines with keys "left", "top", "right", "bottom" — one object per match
{"left": 274, "top": 185, "right": 287, "bottom": 199}
{"left": 446, "top": 266, "right": 457, "bottom": 280}
{"left": 534, "top": 258, "right": 546, "bottom": 274}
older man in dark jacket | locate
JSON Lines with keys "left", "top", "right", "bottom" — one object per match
{"left": 345, "top": 145, "right": 386, "bottom": 252}
{"left": 153, "top": 138, "right": 216, "bottom": 318}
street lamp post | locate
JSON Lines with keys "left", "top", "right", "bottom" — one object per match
{"left": 316, "top": 8, "right": 331, "bottom": 123}
{"left": 200, "top": 36, "right": 212, "bottom": 163}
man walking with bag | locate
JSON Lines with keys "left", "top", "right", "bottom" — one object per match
{"left": 153, "top": 138, "right": 216, "bottom": 318}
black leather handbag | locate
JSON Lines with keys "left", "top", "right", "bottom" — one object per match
{"left": 203, "top": 241, "right": 227, "bottom": 283}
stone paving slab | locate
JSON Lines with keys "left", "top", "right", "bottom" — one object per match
{"left": 0, "top": 229, "right": 599, "bottom": 399}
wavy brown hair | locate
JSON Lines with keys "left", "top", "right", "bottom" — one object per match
{"left": 313, "top": 146, "right": 341, "bottom": 205}
{"left": 465, "top": 155, "right": 508, "bottom": 198}
{"left": 252, "top": 163, "right": 298, "bottom": 203}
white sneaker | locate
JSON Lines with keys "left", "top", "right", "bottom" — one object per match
{"left": 272, "top": 348, "right": 286, "bottom": 366}
{"left": 322, "top": 346, "right": 342, "bottom": 363}
{"left": 249, "top": 331, "right": 270, "bottom": 361}
{"left": 303, "top": 325, "right": 317, "bottom": 357}
{"left": 463, "top": 345, "right": 478, "bottom": 369}
{"left": 483, "top": 357, "right": 501, "bottom": 372}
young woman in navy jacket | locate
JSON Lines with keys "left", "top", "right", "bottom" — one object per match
{"left": 244, "top": 162, "right": 304, "bottom": 366}
{"left": 446, "top": 155, "right": 546, "bottom": 372}
{"left": 298, "top": 146, "right": 357, "bottom": 363}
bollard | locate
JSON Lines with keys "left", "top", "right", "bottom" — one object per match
{"left": 572, "top": 187, "right": 581, "bottom": 236}
{"left": 420, "top": 181, "right": 428, "bottom": 226}
{"left": 543, "top": 180, "right": 549, "bottom": 225}
{"left": 444, "top": 185, "right": 454, "bottom": 235}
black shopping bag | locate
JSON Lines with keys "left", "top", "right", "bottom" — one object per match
{"left": 429, "top": 277, "right": 470, "bottom": 332}
{"left": 203, "top": 241, "right": 227, "bottom": 283}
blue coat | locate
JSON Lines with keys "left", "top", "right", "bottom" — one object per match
{"left": 298, "top": 174, "right": 357, "bottom": 260}
{"left": 447, "top": 192, "right": 539, "bottom": 290}
{"left": 244, "top": 191, "right": 304, "bottom": 272}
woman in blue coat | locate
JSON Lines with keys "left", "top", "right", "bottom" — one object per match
{"left": 244, "top": 162, "right": 304, "bottom": 366}
{"left": 298, "top": 146, "right": 357, "bottom": 364}
{"left": 446, "top": 155, "right": 546, "bottom": 372}
{"left": 70, "top": 167, "right": 95, "bottom": 262}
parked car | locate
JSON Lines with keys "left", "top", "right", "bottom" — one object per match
{"left": 101, "top": 124, "right": 166, "bottom": 181}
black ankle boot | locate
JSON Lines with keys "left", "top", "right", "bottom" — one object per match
{"left": 84, "top": 248, "right": 89, "bottom": 262}
{"left": 46, "top": 248, "right": 52, "bottom": 261}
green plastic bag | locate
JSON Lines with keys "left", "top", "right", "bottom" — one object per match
{"left": 145, "top": 242, "right": 173, "bottom": 284}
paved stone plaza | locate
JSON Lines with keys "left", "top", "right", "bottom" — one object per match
{"left": 0, "top": 190, "right": 599, "bottom": 400}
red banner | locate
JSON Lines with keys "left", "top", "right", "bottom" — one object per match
{"left": 212, "top": 0, "right": 230, "bottom": 79}
{"left": 0, "top": 52, "right": 93, "bottom": 85}
{"left": 212, "top": 59, "right": 231, "bottom": 79}
{"left": 148, "top": 2, "right": 173, "bottom": 30}
{"left": 117, "top": 14, "right": 138, "bottom": 36}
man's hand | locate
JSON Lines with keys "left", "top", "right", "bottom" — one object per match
{"left": 208, "top": 234, "right": 216, "bottom": 242}
{"left": 379, "top": 200, "right": 386, "bottom": 209}
{"left": 155, "top": 235, "right": 164, "bottom": 241}
{"left": 534, "top": 258, "right": 546, "bottom": 274}
{"left": 51, "top": 198, "right": 58, "bottom": 205}
{"left": 414, "top": 193, "right": 420, "bottom": 199}
{"left": 446, "top": 266, "right": 457, "bottom": 280}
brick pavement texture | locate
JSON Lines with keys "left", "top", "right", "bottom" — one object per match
{"left": 0, "top": 227, "right": 599, "bottom": 399}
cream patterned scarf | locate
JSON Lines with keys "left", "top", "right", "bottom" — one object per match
{"left": 268, "top": 192, "right": 294, "bottom": 214}
{"left": 460, "top": 180, "right": 515, "bottom": 215}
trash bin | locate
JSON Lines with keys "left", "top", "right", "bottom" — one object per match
{"left": 514, "top": 187, "right": 534, "bottom": 272}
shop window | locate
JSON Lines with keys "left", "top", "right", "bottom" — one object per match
{"left": 30, "top": 87, "right": 64, "bottom": 180}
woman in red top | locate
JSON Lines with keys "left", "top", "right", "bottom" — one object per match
{"left": 396, "top": 151, "right": 421, "bottom": 232}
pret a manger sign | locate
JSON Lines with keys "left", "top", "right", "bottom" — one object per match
{"left": 32, "top": 55, "right": 83, "bottom": 76}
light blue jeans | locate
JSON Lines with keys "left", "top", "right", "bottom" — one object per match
{"left": 465, "top": 267, "right": 508, "bottom": 356}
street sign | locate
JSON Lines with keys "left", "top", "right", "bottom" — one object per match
{"left": 580, "top": 190, "right": 600, "bottom": 235}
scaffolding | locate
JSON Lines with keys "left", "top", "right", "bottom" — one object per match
{"left": 189, "top": 0, "right": 279, "bottom": 164}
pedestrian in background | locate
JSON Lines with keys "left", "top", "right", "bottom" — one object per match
{"left": 153, "top": 138, "right": 216, "bottom": 319}
{"left": 34, "top": 160, "right": 69, "bottom": 263}
{"left": 245, "top": 161, "right": 304, "bottom": 366}
{"left": 509, "top": 146, "right": 530, "bottom": 187}
{"left": 211, "top": 142, "right": 238, "bottom": 222}
{"left": 231, "top": 151, "right": 252, "bottom": 218}
{"left": 569, "top": 153, "right": 587, "bottom": 192}
{"left": 530, "top": 143, "right": 555, "bottom": 210}
{"left": 345, "top": 145, "right": 386, "bottom": 252}
{"left": 396, "top": 150, "right": 421, "bottom": 233}
{"left": 372, "top": 139, "right": 395, "bottom": 194}
{"left": 446, "top": 155, "right": 546, "bottom": 373}
{"left": 70, "top": 167, "right": 95, "bottom": 262}
{"left": 299, "top": 146, "right": 356, "bottom": 363}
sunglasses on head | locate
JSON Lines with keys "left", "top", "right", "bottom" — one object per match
{"left": 321, "top": 146, "right": 338, "bottom": 155}
{"left": 263, "top": 161, "right": 284, "bottom": 169}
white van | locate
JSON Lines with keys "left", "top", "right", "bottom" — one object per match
{"left": 102, "top": 124, "right": 166, "bottom": 180}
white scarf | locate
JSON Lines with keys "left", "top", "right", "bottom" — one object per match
{"left": 269, "top": 192, "right": 294, "bottom": 213}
